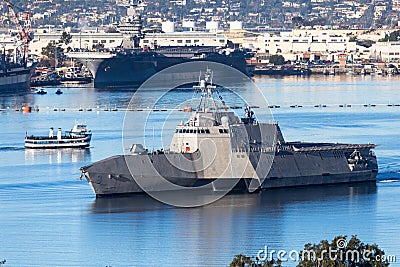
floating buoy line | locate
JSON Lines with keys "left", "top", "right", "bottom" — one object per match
{"left": 1, "top": 103, "right": 399, "bottom": 113}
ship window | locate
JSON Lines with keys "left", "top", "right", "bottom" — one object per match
{"left": 200, "top": 129, "right": 205, "bottom": 134}
{"left": 93, "top": 40, "right": 98, "bottom": 43}
{"left": 224, "top": 129, "right": 228, "bottom": 133}
{"left": 179, "top": 129, "right": 183, "bottom": 133}
{"left": 186, "top": 40, "right": 191, "bottom": 43}
{"left": 205, "top": 129, "right": 210, "bottom": 134}
{"left": 110, "top": 40, "right": 115, "bottom": 43}
{"left": 101, "top": 40, "right": 107, "bottom": 44}
{"left": 194, "top": 40, "right": 199, "bottom": 43}
{"left": 219, "top": 129, "right": 223, "bottom": 133}
{"left": 175, "top": 129, "right": 179, "bottom": 133}
{"left": 189, "top": 129, "right": 194, "bottom": 133}
{"left": 177, "top": 40, "right": 183, "bottom": 43}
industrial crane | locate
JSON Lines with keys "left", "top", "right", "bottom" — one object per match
{"left": 2, "top": 0, "right": 32, "bottom": 60}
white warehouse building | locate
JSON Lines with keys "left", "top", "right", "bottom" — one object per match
{"left": 242, "top": 30, "right": 357, "bottom": 61}
{"left": 29, "top": 31, "right": 124, "bottom": 56}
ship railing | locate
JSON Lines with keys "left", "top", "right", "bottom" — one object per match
{"left": 293, "top": 144, "right": 376, "bottom": 152}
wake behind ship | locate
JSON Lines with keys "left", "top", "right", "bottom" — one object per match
{"left": 80, "top": 70, "right": 378, "bottom": 198}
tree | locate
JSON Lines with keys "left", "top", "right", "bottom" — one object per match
{"left": 379, "top": 30, "right": 400, "bottom": 42}
{"left": 59, "top": 31, "right": 72, "bottom": 45}
{"left": 230, "top": 254, "right": 282, "bottom": 267}
{"left": 269, "top": 55, "right": 285, "bottom": 65}
{"left": 230, "top": 236, "right": 390, "bottom": 267}
{"left": 357, "top": 39, "right": 375, "bottom": 48}
{"left": 93, "top": 43, "right": 105, "bottom": 51}
{"left": 297, "top": 235, "right": 390, "bottom": 267}
{"left": 41, "top": 42, "right": 65, "bottom": 67}
{"left": 292, "top": 16, "right": 304, "bottom": 27}
{"left": 230, "top": 254, "right": 253, "bottom": 267}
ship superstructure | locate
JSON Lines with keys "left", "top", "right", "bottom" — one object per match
{"left": 80, "top": 70, "right": 378, "bottom": 197}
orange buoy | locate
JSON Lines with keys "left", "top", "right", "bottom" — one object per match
{"left": 22, "top": 106, "right": 32, "bottom": 113}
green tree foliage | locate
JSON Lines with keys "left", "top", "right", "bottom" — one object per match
{"left": 292, "top": 16, "right": 305, "bottom": 27}
{"left": 297, "top": 235, "right": 390, "bottom": 267}
{"left": 230, "top": 236, "right": 390, "bottom": 267}
{"left": 357, "top": 39, "right": 375, "bottom": 48}
{"left": 59, "top": 31, "right": 72, "bottom": 45}
{"left": 230, "top": 254, "right": 282, "bottom": 267}
{"left": 93, "top": 43, "right": 105, "bottom": 51}
{"left": 379, "top": 30, "right": 400, "bottom": 42}
{"left": 230, "top": 254, "right": 253, "bottom": 267}
{"left": 269, "top": 55, "right": 285, "bottom": 65}
{"left": 41, "top": 42, "right": 64, "bottom": 60}
{"left": 41, "top": 42, "right": 65, "bottom": 67}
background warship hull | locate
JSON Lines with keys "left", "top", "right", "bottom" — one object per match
{"left": 81, "top": 142, "right": 377, "bottom": 196}
{"left": 0, "top": 66, "right": 33, "bottom": 93}
{"left": 72, "top": 49, "right": 249, "bottom": 88}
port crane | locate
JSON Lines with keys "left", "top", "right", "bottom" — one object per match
{"left": 2, "top": 0, "right": 32, "bottom": 61}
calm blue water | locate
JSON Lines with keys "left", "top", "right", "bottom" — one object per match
{"left": 0, "top": 75, "right": 400, "bottom": 266}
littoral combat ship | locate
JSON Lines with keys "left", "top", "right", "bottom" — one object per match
{"left": 80, "top": 72, "right": 378, "bottom": 197}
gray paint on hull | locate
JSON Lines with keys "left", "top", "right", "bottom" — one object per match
{"left": 82, "top": 148, "right": 378, "bottom": 196}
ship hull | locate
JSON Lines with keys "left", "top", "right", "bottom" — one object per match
{"left": 72, "top": 49, "right": 249, "bottom": 88}
{"left": 0, "top": 67, "right": 32, "bottom": 93}
{"left": 81, "top": 146, "right": 378, "bottom": 196}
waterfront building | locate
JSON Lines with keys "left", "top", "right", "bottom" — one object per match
{"left": 371, "top": 42, "right": 400, "bottom": 62}
{"left": 239, "top": 30, "right": 357, "bottom": 62}
{"left": 29, "top": 30, "right": 124, "bottom": 56}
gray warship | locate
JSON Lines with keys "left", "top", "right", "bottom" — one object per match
{"left": 80, "top": 72, "right": 378, "bottom": 197}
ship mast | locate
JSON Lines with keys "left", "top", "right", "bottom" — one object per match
{"left": 194, "top": 69, "right": 218, "bottom": 112}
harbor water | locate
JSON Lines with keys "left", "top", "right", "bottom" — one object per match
{"left": 0, "top": 75, "right": 400, "bottom": 266}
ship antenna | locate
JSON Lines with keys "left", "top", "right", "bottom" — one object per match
{"left": 152, "top": 126, "right": 155, "bottom": 152}
{"left": 198, "top": 70, "right": 201, "bottom": 84}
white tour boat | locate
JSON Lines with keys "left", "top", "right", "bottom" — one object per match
{"left": 25, "top": 124, "right": 92, "bottom": 149}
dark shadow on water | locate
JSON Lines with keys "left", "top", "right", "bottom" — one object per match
{"left": 90, "top": 182, "right": 377, "bottom": 214}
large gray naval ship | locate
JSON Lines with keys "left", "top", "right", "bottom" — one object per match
{"left": 80, "top": 72, "right": 378, "bottom": 197}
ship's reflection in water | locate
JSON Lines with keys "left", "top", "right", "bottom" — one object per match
{"left": 87, "top": 183, "right": 379, "bottom": 266}
{"left": 90, "top": 182, "right": 377, "bottom": 214}
{"left": 25, "top": 148, "right": 91, "bottom": 164}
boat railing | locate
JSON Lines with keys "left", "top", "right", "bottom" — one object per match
{"left": 26, "top": 134, "right": 90, "bottom": 140}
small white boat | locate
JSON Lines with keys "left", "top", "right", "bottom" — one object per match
{"left": 25, "top": 124, "right": 92, "bottom": 149}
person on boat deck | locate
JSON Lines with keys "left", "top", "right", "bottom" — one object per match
{"left": 57, "top": 128, "right": 62, "bottom": 141}
{"left": 49, "top": 127, "right": 54, "bottom": 138}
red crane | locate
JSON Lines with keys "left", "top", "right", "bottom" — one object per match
{"left": 3, "top": 0, "right": 32, "bottom": 57}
